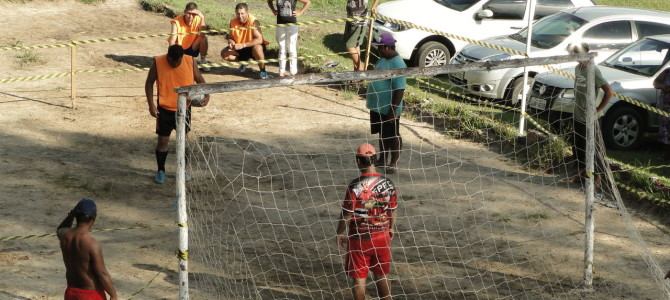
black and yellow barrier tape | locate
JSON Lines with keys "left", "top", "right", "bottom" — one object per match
{"left": 415, "top": 77, "right": 555, "bottom": 137}
{"left": 0, "top": 51, "right": 354, "bottom": 84}
{"left": 0, "top": 225, "right": 151, "bottom": 242}
{"left": 0, "top": 17, "right": 369, "bottom": 52}
{"left": 376, "top": 14, "right": 670, "bottom": 119}
{"left": 617, "top": 182, "right": 669, "bottom": 206}
{"left": 176, "top": 249, "right": 189, "bottom": 261}
{"left": 375, "top": 14, "right": 525, "bottom": 57}
{"left": 541, "top": 65, "right": 670, "bottom": 118}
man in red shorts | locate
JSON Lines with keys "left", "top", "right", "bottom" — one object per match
{"left": 58, "top": 198, "right": 118, "bottom": 300}
{"left": 336, "top": 143, "right": 397, "bottom": 300}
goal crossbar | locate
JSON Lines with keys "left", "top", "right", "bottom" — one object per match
{"left": 176, "top": 53, "right": 594, "bottom": 96}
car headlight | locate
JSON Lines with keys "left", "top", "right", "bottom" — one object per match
{"left": 484, "top": 53, "right": 512, "bottom": 62}
{"left": 561, "top": 89, "right": 575, "bottom": 99}
{"left": 382, "top": 21, "right": 407, "bottom": 32}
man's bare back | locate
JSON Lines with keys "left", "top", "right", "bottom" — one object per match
{"left": 58, "top": 199, "right": 117, "bottom": 300}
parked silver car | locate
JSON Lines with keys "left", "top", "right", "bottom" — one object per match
{"left": 528, "top": 35, "right": 670, "bottom": 150}
{"left": 449, "top": 6, "right": 670, "bottom": 105}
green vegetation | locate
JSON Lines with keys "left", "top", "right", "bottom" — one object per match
{"left": 14, "top": 45, "right": 45, "bottom": 68}
{"left": 139, "top": 0, "right": 670, "bottom": 208}
{"left": 598, "top": 0, "right": 670, "bottom": 12}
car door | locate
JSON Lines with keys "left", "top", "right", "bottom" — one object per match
{"left": 581, "top": 20, "right": 634, "bottom": 63}
{"left": 634, "top": 21, "right": 670, "bottom": 39}
{"left": 476, "top": 0, "right": 529, "bottom": 37}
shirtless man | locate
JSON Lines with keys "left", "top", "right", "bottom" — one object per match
{"left": 58, "top": 198, "right": 118, "bottom": 300}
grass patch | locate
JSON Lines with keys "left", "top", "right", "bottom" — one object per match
{"left": 138, "top": 0, "right": 669, "bottom": 209}
{"left": 15, "top": 49, "right": 45, "bottom": 68}
{"left": 598, "top": 0, "right": 670, "bottom": 11}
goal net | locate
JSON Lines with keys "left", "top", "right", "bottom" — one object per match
{"left": 179, "top": 55, "right": 670, "bottom": 299}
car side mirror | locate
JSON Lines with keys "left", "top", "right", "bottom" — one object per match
{"left": 475, "top": 9, "right": 494, "bottom": 20}
{"left": 622, "top": 57, "right": 633, "bottom": 63}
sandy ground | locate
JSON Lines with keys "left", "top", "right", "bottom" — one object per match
{"left": 1, "top": 1, "right": 669, "bottom": 299}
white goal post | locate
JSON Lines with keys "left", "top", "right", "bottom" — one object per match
{"left": 173, "top": 53, "right": 598, "bottom": 299}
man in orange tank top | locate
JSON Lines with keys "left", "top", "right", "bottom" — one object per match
{"left": 220, "top": 3, "right": 270, "bottom": 79}
{"left": 169, "top": 2, "right": 209, "bottom": 67}
{"left": 145, "top": 45, "right": 210, "bottom": 184}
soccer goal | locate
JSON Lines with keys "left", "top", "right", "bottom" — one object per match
{"left": 173, "top": 54, "right": 670, "bottom": 299}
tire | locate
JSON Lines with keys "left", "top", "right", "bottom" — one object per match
{"left": 414, "top": 41, "right": 450, "bottom": 67}
{"left": 506, "top": 76, "right": 535, "bottom": 106}
{"left": 602, "top": 105, "right": 645, "bottom": 150}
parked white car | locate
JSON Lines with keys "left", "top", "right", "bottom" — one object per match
{"left": 373, "top": 0, "right": 594, "bottom": 67}
{"left": 528, "top": 35, "right": 670, "bottom": 150}
{"left": 449, "top": 6, "right": 670, "bottom": 104}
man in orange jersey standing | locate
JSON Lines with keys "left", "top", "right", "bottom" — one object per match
{"left": 145, "top": 44, "right": 209, "bottom": 184}
{"left": 169, "top": 2, "right": 209, "bottom": 67}
{"left": 221, "top": 2, "right": 270, "bottom": 79}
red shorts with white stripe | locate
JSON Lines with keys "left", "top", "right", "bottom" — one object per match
{"left": 346, "top": 232, "right": 392, "bottom": 279}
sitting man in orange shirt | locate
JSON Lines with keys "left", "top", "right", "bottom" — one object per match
{"left": 169, "top": 2, "right": 209, "bottom": 67}
{"left": 221, "top": 2, "right": 270, "bottom": 79}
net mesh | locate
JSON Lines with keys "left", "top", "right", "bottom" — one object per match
{"left": 183, "top": 58, "right": 670, "bottom": 299}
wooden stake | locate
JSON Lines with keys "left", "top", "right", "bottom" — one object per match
{"left": 363, "top": 0, "right": 379, "bottom": 71}
{"left": 70, "top": 42, "right": 76, "bottom": 109}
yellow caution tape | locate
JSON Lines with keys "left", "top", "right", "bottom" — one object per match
{"left": 0, "top": 225, "right": 150, "bottom": 242}
{"left": 0, "top": 17, "right": 369, "bottom": 52}
{"left": 0, "top": 51, "right": 353, "bottom": 83}
{"left": 377, "top": 14, "right": 670, "bottom": 118}
{"left": 375, "top": 14, "right": 525, "bottom": 57}
{"left": 415, "top": 77, "right": 555, "bottom": 137}
{"left": 176, "top": 249, "right": 189, "bottom": 261}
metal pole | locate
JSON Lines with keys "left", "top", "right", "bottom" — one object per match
{"left": 70, "top": 42, "right": 77, "bottom": 109}
{"left": 176, "top": 92, "right": 189, "bottom": 299}
{"left": 363, "top": 0, "right": 379, "bottom": 71}
{"left": 583, "top": 58, "right": 596, "bottom": 289}
{"left": 518, "top": 0, "right": 537, "bottom": 136}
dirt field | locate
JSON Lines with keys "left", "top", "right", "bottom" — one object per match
{"left": 1, "top": 0, "right": 669, "bottom": 299}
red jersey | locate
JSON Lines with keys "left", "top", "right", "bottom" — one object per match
{"left": 342, "top": 172, "right": 398, "bottom": 236}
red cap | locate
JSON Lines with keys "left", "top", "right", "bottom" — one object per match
{"left": 356, "top": 143, "right": 376, "bottom": 157}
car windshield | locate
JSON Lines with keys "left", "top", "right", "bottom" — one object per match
{"left": 433, "top": 0, "right": 479, "bottom": 12}
{"left": 510, "top": 12, "right": 587, "bottom": 49}
{"left": 603, "top": 38, "right": 670, "bottom": 77}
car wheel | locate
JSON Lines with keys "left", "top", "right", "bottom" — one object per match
{"left": 415, "top": 41, "right": 450, "bottom": 67}
{"left": 507, "top": 76, "right": 535, "bottom": 106}
{"left": 603, "top": 105, "right": 644, "bottom": 150}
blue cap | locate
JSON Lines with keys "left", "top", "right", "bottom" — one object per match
{"left": 73, "top": 198, "right": 97, "bottom": 218}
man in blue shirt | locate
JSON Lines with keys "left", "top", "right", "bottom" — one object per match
{"left": 366, "top": 32, "right": 406, "bottom": 174}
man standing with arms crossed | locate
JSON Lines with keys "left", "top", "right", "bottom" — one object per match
{"left": 169, "top": 2, "right": 209, "bottom": 66}
{"left": 367, "top": 32, "right": 406, "bottom": 174}
{"left": 146, "top": 44, "right": 209, "bottom": 184}
{"left": 58, "top": 198, "right": 118, "bottom": 300}
{"left": 336, "top": 143, "right": 398, "bottom": 300}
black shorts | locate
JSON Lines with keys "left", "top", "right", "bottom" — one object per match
{"left": 370, "top": 111, "right": 400, "bottom": 139}
{"left": 184, "top": 46, "right": 200, "bottom": 57}
{"left": 156, "top": 106, "right": 191, "bottom": 137}
{"left": 236, "top": 45, "right": 266, "bottom": 61}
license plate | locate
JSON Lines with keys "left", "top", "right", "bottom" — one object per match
{"left": 528, "top": 96, "right": 547, "bottom": 110}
